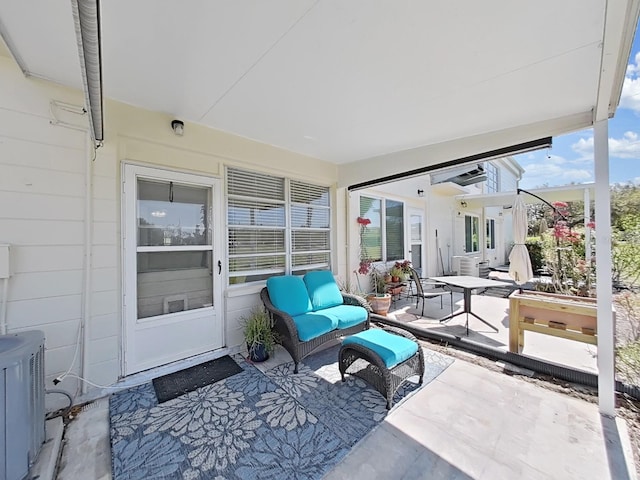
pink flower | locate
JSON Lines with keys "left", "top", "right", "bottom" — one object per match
{"left": 358, "top": 259, "right": 372, "bottom": 275}
{"left": 586, "top": 221, "right": 596, "bottom": 229}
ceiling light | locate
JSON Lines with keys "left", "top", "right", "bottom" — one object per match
{"left": 151, "top": 211, "right": 166, "bottom": 218}
{"left": 171, "top": 119, "right": 184, "bottom": 136}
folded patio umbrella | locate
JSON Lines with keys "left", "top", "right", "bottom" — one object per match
{"left": 508, "top": 193, "right": 533, "bottom": 285}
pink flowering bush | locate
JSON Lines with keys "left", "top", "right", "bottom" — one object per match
{"left": 536, "top": 201, "right": 595, "bottom": 296}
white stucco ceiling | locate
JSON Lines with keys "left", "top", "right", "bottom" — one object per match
{"left": 0, "top": 1, "right": 637, "bottom": 174}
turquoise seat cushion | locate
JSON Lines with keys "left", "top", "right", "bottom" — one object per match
{"left": 266, "top": 276, "right": 312, "bottom": 316}
{"left": 292, "top": 311, "right": 339, "bottom": 341}
{"left": 303, "top": 271, "right": 344, "bottom": 310}
{"left": 319, "top": 305, "right": 368, "bottom": 330}
{"left": 343, "top": 329, "right": 418, "bottom": 368}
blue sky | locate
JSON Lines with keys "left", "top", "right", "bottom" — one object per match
{"left": 515, "top": 27, "right": 640, "bottom": 189}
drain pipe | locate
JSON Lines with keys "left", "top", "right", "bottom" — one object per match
{"left": 80, "top": 134, "right": 94, "bottom": 395}
{"left": 372, "top": 314, "right": 640, "bottom": 401}
{"left": 0, "top": 277, "right": 8, "bottom": 335}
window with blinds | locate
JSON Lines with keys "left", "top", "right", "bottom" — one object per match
{"left": 227, "top": 168, "right": 331, "bottom": 284}
{"left": 359, "top": 195, "right": 404, "bottom": 263}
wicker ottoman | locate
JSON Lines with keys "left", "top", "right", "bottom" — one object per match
{"left": 339, "top": 327, "right": 424, "bottom": 409}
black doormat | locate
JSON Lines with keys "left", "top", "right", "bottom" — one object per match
{"left": 152, "top": 355, "right": 243, "bottom": 403}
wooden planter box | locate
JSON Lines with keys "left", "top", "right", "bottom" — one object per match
{"left": 508, "top": 290, "right": 612, "bottom": 353}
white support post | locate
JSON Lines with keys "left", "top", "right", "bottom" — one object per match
{"left": 594, "top": 119, "right": 615, "bottom": 416}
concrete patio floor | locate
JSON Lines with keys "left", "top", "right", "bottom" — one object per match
{"left": 386, "top": 276, "right": 598, "bottom": 374}
{"left": 53, "top": 343, "right": 636, "bottom": 480}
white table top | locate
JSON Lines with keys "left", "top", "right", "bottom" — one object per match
{"left": 429, "top": 276, "right": 512, "bottom": 289}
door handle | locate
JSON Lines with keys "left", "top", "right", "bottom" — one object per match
{"left": 218, "top": 260, "right": 222, "bottom": 274}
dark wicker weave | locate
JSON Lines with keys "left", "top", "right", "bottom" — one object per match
{"left": 260, "top": 288, "right": 370, "bottom": 374}
{"left": 338, "top": 326, "right": 424, "bottom": 409}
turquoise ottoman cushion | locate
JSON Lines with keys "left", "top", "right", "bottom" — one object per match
{"left": 343, "top": 329, "right": 418, "bottom": 368}
{"left": 266, "top": 275, "right": 312, "bottom": 316}
{"left": 292, "top": 312, "right": 338, "bottom": 341}
{"left": 303, "top": 271, "right": 344, "bottom": 310}
{"left": 320, "top": 305, "right": 368, "bottom": 329}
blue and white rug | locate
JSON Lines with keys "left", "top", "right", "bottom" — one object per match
{"left": 109, "top": 345, "right": 454, "bottom": 480}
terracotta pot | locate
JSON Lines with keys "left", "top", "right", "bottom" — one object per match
{"left": 366, "top": 293, "right": 392, "bottom": 316}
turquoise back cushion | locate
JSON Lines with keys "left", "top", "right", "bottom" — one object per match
{"left": 343, "top": 329, "right": 418, "bottom": 368}
{"left": 303, "top": 271, "right": 344, "bottom": 310}
{"left": 266, "top": 276, "right": 312, "bottom": 316}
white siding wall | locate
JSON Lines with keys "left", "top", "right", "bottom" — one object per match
{"left": 499, "top": 165, "right": 519, "bottom": 192}
{"left": 0, "top": 54, "right": 340, "bottom": 406}
{"left": 0, "top": 57, "right": 89, "bottom": 405}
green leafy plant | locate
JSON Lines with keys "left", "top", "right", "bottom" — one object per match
{"left": 241, "top": 308, "right": 278, "bottom": 356}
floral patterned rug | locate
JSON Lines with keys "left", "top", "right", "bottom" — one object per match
{"left": 109, "top": 345, "right": 454, "bottom": 480}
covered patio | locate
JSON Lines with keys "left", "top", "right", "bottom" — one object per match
{"left": 1, "top": 1, "right": 639, "bottom": 479}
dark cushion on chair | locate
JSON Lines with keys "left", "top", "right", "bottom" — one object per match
{"left": 266, "top": 276, "right": 312, "bottom": 316}
{"left": 303, "top": 271, "right": 344, "bottom": 310}
{"left": 292, "top": 311, "right": 338, "bottom": 341}
{"left": 319, "top": 305, "right": 368, "bottom": 329}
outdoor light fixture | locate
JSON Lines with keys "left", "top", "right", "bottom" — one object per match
{"left": 417, "top": 189, "right": 424, "bottom": 197}
{"left": 171, "top": 119, "right": 184, "bottom": 136}
{"left": 460, "top": 201, "right": 467, "bottom": 208}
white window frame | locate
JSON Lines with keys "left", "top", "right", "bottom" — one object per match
{"left": 359, "top": 194, "right": 405, "bottom": 263}
{"left": 226, "top": 167, "right": 332, "bottom": 285}
{"left": 486, "top": 162, "right": 499, "bottom": 193}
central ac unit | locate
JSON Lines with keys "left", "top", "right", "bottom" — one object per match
{"left": 0, "top": 330, "right": 45, "bottom": 480}
{"left": 451, "top": 256, "right": 480, "bottom": 276}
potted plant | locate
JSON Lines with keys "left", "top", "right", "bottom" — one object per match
{"left": 242, "top": 308, "right": 278, "bottom": 362}
{"left": 389, "top": 265, "right": 403, "bottom": 283}
{"left": 393, "top": 260, "right": 412, "bottom": 281}
{"left": 366, "top": 267, "right": 392, "bottom": 316}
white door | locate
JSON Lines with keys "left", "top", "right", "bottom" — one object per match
{"left": 123, "top": 165, "right": 223, "bottom": 375}
{"left": 408, "top": 209, "right": 424, "bottom": 275}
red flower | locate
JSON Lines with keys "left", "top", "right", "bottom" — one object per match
{"left": 586, "top": 221, "right": 596, "bottom": 229}
{"left": 357, "top": 217, "right": 371, "bottom": 226}
{"left": 358, "top": 259, "right": 372, "bottom": 275}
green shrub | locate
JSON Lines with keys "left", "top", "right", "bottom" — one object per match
{"left": 525, "top": 239, "right": 544, "bottom": 272}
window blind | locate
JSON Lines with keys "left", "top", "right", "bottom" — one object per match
{"left": 227, "top": 168, "right": 331, "bottom": 283}
{"left": 385, "top": 199, "right": 404, "bottom": 261}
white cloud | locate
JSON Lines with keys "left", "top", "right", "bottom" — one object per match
{"left": 620, "top": 52, "right": 640, "bottom": 113}
{"left": 520, "top": 155, "right": 592, "bottom": 189}
{"left": 571, "top": 131, "right": 640, "bottom": 160}
{"left": 609, "top": 131, "right": 640, "bottom": 159}
{"left": 571, "top": 137, "right": 594, "bottom": 157}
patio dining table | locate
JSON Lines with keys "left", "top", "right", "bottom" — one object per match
{"left": 429, "top": 275, "right": 511, "bottom": 335}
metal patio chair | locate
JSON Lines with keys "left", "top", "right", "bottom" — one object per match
{"left": 407, "top": 268, "right": 454, "bottom": 317}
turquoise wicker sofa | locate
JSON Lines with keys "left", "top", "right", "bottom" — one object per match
{"left": 260, "top": 271, "right": 370, "bottom": 373}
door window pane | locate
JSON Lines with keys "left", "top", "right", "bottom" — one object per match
{"left": 486, "top": 219, "right": 496, "bottom": 249}
{"left": 137, "top": 251, "right": 213, "bottom": 319}
{"left": 465, "top": 215, "right": 479, "bottom": 253}
{"left": 137, "top": 179, "right": 210, "bottom": 246}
